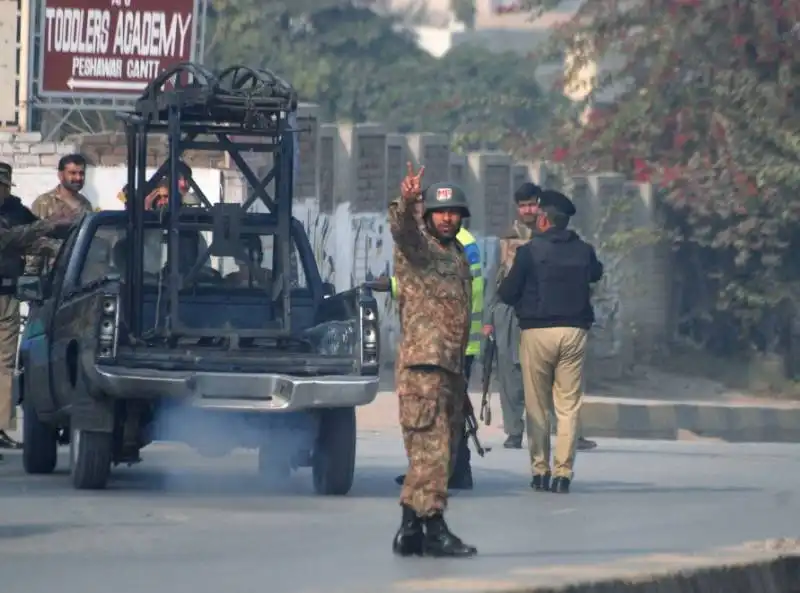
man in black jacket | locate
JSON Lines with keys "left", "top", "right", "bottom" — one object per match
{"left": 498, "top": 190, "right": 603, "bottom": 494}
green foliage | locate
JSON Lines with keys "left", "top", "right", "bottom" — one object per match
{"left": 204, "top": 1, "right": 553, "bottom": 150}
{"left": 520, "top": 0, "right": 800, "bottom": 353}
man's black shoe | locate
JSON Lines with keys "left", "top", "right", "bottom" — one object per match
{"left": 422, "top": 513, "right": 477, "bottom": 557}
{"left": 395, "top": 472, "right": 474, "bottom": 491}
{"left": 0, "top": 431, "right": 21, "bottom": 450}
{"left": 577, "top": 437, "right": 597, "bottom": 451}
{"left": 393, "top": 505, "right": 424, "bottom": 557}
{"left": 530, "top": 473, "right": 551, "bottom": 491}
{"left": 503, "top": 434, "right": 523, "bottom": 449}
{"left": 551, "top": 476, "right": 570, "bottom": 493}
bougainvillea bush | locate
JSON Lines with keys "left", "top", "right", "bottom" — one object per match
{"left": 520, "top": 0, "right": 800, "bottom": 357}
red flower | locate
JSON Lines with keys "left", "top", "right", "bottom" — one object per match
{"left": 552, "top": 147, "right": 569, "bottom": 162}
{"left": 732, "top": 35, "right": 747, "bottom": 48}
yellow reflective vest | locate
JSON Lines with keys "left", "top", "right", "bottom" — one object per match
{"left": 389, "top": 227, "right": 484, "bottom": 356}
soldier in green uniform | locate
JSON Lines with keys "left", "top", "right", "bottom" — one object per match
{"left": 27, "top": 154, "right": 93, "bottom": 276}
{"left": 390, "top": 163, "right": 477, "bottom": 558}
{"left": 0, "top": 162, "right": 76, "bottom": 455}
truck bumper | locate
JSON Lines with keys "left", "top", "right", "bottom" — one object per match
{"left": 92, "top": 365, "right": 380, "bottom": 412}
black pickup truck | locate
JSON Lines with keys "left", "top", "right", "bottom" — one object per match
{"left": 13, "top": 209, "right": 381, "bottom": 493}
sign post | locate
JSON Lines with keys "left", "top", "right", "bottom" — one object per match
{"left": 39, "top": 0, "right": 198, "bottom": 98}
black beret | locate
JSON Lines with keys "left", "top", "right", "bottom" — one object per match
{"left": 537, "top": 190, "right": 576, "bottom": 217}
{"left": 514, "top": 182, "right": 541, "bottom": 203}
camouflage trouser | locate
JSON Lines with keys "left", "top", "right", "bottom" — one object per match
{"left": 0, "top": 294, "right": 19, "bottom": 431}
{"left": 398, "top": 365, "right": 464, "bottom": 517}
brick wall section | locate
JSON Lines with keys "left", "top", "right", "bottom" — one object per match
{"left": 386, "top": 142, "right": 406, "bottom": 207}
{"left": 68, "top": 132, "right": 229, "bottom": 169}
{"left": 295, "top": 113, "right": 318, "bottom": 199}
{"left": 422, "top": 143, "right": 450, "bottom": 186}
{"left": 354, "top": 135, "right": 386, "bottom": 213}
{"left": 0, "top": 131, "right": 78, "bottom": 168}
{"left": 319, "top": 134, "right": 335, "bottom": 214}
{"left": 484, "top": 163, "right": 512, "bottom": 236}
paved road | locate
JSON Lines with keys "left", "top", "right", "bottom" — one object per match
{"left": 0, "top": 433, "right": 798, "bottom": 593}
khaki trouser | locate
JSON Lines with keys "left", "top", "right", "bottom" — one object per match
{"left": 520, "top": 327, "right": 588, "bottom": 480}
{"left": 0, "top": 294, "right": 20, "bottom": 431}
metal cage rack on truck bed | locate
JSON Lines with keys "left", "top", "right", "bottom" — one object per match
{"left": 115, "top": 62, "right": 301, "bottom": 343}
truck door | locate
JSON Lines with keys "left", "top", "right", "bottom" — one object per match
{"left": 24, "top": 230, "right": 78, "bottom": 417}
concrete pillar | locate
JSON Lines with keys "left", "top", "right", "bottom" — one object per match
{"left": 386, "top": 133, "right": 408, "bottom": 206}
{"left": 467, "top": 151, "right": 513, "bottom": 237}
{"left": 294, "top": 103, "right": 319, "bottom": 200}
{"left": 449, "top": 153, "right": 467, "bottom": 188}
{"left": 335, "top": 123, "right": 387, "bottom": 213}
{"left": 318, "top": 124, "right": 336, "bottom": 214}
{"left": 405, "top": 133, "right": 450, "bottom": 186}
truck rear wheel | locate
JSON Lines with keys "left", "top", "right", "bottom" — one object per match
{"left": 21, "top": 398, "right": 58, "bottom": 475}
{"left": 312, "top": 407, "right": 356, "bottom": 496}
{"left": 70, "top": 428, "right": 113, "bottom": 490}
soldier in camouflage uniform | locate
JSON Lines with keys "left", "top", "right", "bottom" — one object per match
{"left": 390, "top": 162, "right": 477, "bottom": 559}
{"left": 26, "top": 154, "right": 93, "bottom": 276}
{"left": 0, "top": 162, "right": 76, "bottom": 455}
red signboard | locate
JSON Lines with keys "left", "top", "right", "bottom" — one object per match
{"left": 40, "top": 0, "right": 197, "bottom": 96}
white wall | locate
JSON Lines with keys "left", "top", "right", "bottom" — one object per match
{"left": 11, "top": 166, "right": 222, "bottom": 210}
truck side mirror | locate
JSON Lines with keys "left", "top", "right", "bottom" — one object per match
{"left": 322, "top": 282, "right": 336, "bottom": 299}
{"left": 15, "top": 275, "right": 46, "bottom": 303}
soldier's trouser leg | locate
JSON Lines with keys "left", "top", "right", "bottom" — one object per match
{"left": 450, "top": 356, "right": 473, "bottom": 482}
{"left": 497, "top": 349, "right": 525, "bottom": 437}
{"left": 398, "top": 366, "right": 463, "bottom": 517}
{"left": 520, "top": 327, "right": 587, "bottom": 479}
{"left": 0, "top": 295, "right": 20, "bottom": 432}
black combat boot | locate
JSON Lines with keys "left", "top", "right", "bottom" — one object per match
{"left": 422, "top": 513, "right": 478, "bottom": 558}
{"left": 530, "top": 472, "right": 551, "bottom": 492}
{"left": 551, "top": 476, "right": 571, "bottom": 494}
{"left": 393, "top": 505, "right": 424, "bottom": 557}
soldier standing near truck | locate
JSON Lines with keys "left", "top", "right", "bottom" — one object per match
{"left": 26, "top": 154, "right": 93, "bottom": 276}
{"left": 390, "top": 163, "right": 477, "bottom": 559}
{"left": 374, "top": 212, "right": 483, "bottom": 490}
{"left": 0, "top": 162, "right": 76, "bottom": 456}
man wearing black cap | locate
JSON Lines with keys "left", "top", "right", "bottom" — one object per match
{"left": 497, "top": 189, "right": 603, "bottom": 494}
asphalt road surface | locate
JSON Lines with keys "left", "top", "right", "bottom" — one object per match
{"left": 0, "top": 433, "right": 798, "bottom": 593}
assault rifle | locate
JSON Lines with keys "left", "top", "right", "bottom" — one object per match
{"left": 480, "top": 334, "right": 496, "bottom": 426}
{"left": 463, "top": 394, "right": 490, "bottom": 457}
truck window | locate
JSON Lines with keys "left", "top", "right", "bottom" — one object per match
{"left": 77, "top": 221, "right": 309, "bottom": 293}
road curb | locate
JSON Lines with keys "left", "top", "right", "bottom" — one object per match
{"left": 581, "top": 397, "right": 800, "bottom": 443}
{"left": 390, "top": 540, "right": 800, "bottom": 593}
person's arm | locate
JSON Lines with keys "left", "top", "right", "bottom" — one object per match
{"left": 498, "top": 245, "right": 529, "bottom": 307}
{"left": 388, "top": 163, "right": 429, "bottom": 264}
{"left": 1, "top": 219, "right": 69, "bottom": 253}
{"left": 589, "top": 245, "right": 604, "bottom": 283}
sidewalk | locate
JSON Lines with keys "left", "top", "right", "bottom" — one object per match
{"left": 368, "top": 366, "right": 800, "bottom": 443}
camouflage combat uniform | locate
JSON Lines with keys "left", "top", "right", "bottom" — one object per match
{"left": 389, "top": 194, "right": 472, "bottom": 517}
{"left": 26, "top": 186, "right": 92, "bottom": 275}
{"left": 0, "top": 197, "right": 74, "bottom": 434}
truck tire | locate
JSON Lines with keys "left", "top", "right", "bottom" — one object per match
{"left": 21, "top": 398, "right": 58, "bottom": 475}
{"left": 312, "top": 407, "right": 356, "bottom": 496}
{"left": 70, "top": 428, "right": 112, "bottom": 490}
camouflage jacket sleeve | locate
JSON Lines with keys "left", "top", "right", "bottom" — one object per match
{"left": 0, "top": 220, "right": 60, "bottom": 254}
{"left": 388, "top": 196, "right": 430, "bottom": 265}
